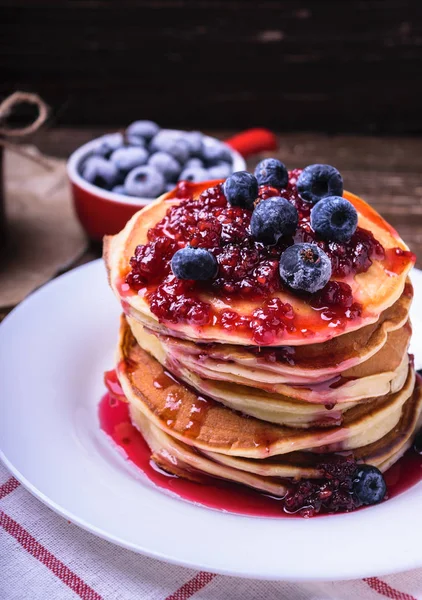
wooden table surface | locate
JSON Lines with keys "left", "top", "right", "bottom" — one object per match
{"left": 32, "top": 127, "right": 422, "bottom": 266}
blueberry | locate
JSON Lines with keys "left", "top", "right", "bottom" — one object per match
{"left": 279, "top": 243, "right": 332, "bottom": 293}
{"left": 126, "top": 134, "right": 146, "bottom": 148}
{"left": 185, "top": 158, "right": 204, "bottom": 169}
{"left": 223, "top": 171, "right": 258, "bottom": 210}
{"left": 165, "top": 183, "right": 176, "bottom": 193}
{"left": 124, "top": 166, "right": 165, "bottom": 198}
{"left": 311, "top": 196, "right": 358, "bottom": 243}
{"left": 150, "top": 131, "right": 190, "bottom": 163}
{"left": 413, "top": 429, "right": 422, "bottom": 454}
{"left": 178, "top": 166, "right": 209, "bottom": 183}
{"left": 80, "top": 156, "right": 119, "bottom": 189}
{"left": 171, "top": 246, "right": 218, "bottom": 280}
{"left": 112, "top": 185, "right": 126, "bottom": 195}
{"left": 208, "top": 162, "right": 232, "bottom": 180}
{"left": 126, "top": 120, "right": 160, "bottom": 141}
{"left": 110, "top": 146, "right": 148, "bottom": 173}
{"left": 93, "top": 133, "right": 124, "bottom": 158}
{"left": 251, "top": 197, "right": 298, "bottom": 245}
{"left": 297, "top": 164, "right": 343, "bottom": 204}
{"left": 183, "top": 131, "right": 203, "bottom": 156}
{"left": 201, "top": 138, "right": 232, "bottom": 165}
{"left": 148, "top": 152, "right": 181, "bottom": 181}
{"left": 254, "top": 158, "right": 288, "bottom": 189}
{"left": 353, "top": 465, "right": 387, "bottom": 505}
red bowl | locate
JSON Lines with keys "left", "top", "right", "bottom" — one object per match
{"left": 67, "top": 136, "right": 247, "bottom": 242}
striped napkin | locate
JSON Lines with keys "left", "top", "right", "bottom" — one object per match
{"left": 1, "top": 461, "right": 421, "bottom": 600}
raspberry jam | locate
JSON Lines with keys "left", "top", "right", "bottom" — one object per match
{"left": 124, "top": 173, "right": 411, "bottom": 343}
{"left": 100, "top": 371, "right": 422, "bottom": 518}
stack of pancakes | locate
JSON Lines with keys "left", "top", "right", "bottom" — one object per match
{"left": 104, "top": 182, "right": 421, "bottom": 501}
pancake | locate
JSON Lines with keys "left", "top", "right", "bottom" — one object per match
{"left": 132, "top": 407, "right": 289, "bottom": 496}
{"left": 104, "top": 184, "right": 414, "bottom": 347}
{"left": 117, "top": 315, "right": 415, "bottom": 459}
{"left": 128, "top": 377, "right": 422, "bottom": 493}
{"left": 148, "top": 287, "right": 412, "bottom": 385}
{"left": 128, "top": 316, "right": 411, "bottom": 408}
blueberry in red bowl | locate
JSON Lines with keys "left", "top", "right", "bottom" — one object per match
{"left": 201, "top": 137, "right": 233, "bottom": 165}
{"left": 178, "top": 166, "right": 210, "bottom": 183}
{"left": 126, "top": 135, "right": 147, "bottom": 148}
{"left": 110, "top": 146, "right": 148, "bottom": 173}
{"left": 80, "top": 156, "right": 119, "bottom": 190}
{"left": 124, "top": 165, "right": 165, "bottom": 198}
{"left": 126, "top": 120, "right": 160, "bottom": 141}
{"left": 92, "top": 133, "right": 124, "bottom": 158}
{"left": 297, "top": 164, "right": 343, "bottom": 204}
{"left": 150, "top": 130, "right": 191, "bottom": 164}
{"left": 148, "top": 152, "right": 182, "bottom": 181}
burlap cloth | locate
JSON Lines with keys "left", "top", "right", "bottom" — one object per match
{"left": 0, "top": 147, "right": 87, "bottom": 309}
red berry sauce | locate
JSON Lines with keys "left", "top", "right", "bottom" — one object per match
{"left": 125, "top": 172, "right": 394, "bottom": 343}
{"left": 100, "top": 370, "right": 422, "bottom": 518}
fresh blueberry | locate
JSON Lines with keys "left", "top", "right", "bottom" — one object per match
{"left": 112, "top": 185, "right": 126, "bottom": 195}
{"left": 297, "top": 164, "right": 343, "bottom": 204}
{"left": 208, "top": 162, "right": 232, "bottom": 180}
{"left": 279, "top": 243, "right": 332, "bottom": 293}
{"left": 254, "top": 158, "right": 288, "bottom": 189}
{"left": 126, "top": 120, "right": 160, "bottom": 141}
{"left": 150, "top": 130, "right": 190, "bottom": 163}
{"left": 165, "top": 183, "right": 176, "bottom": 193}
{"left": 413, "top": 429, "right": 422, "bottom": 454}
{"left": 251, "top": 197, "right": 298, "bottom": 245}
{"left": 110, "top": 146, "right": 148, "bottom": 173}
{"left": 201, "top": 137, "right": 232, "bottom": 165}
{"left": 126, "top": 134, "right": 146, "bottom": 148}
{"left": 311, "top": 196, "right": 358, "bottom": 242}
{"left": 124, "top": 166, "right": 165, "bottom": 198}
{"left": 223, "top": 171, "right": 258, "bottom": 210}
{"left": 80, "top": 156, "right": 119, "bottom": 189}
{"left": 183, "top": 131, "right": 203, "bottom": 156}
{"left": 93, "top": 133, "right": 124, "bottom": 158}
{"left": 148, "top": 152, "right": 181, "bottom": 181}
{"left": 185, "top": 158, "right": 204, "bottom": 169}
{"left": 353, "top": 465, "right": 387, "bottom": 505}
{"left": 171, "top": 246, "right": 218, "bottom": 280}
{"left": 178, "top": 166, "right": 209, "bottom": 183}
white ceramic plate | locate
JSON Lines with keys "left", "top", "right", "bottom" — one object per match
{"left": 1, "top": 261, "right": 422, "bottom": 582}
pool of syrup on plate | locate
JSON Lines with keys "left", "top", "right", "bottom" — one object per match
{"left": 99, "top": 370, "right": 422, "bottom": 518}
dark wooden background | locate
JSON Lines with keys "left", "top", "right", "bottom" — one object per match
{"left": 2, "top": 0, "right": 422, "bottom": 133}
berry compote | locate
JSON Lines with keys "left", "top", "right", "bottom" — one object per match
{"left": 125, "top": 172, "right": 390, "bottom": 344}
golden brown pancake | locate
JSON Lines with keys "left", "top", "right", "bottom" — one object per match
{"left": 104, "top": 186, "right": 414, "bottom": 347}
{"left": 117, "top": 315, "right": 415, "bottom": 459}
{"left": 128, "top": 378, "right": 422, "bottom": 493}
{"left": 146, "top": 287, "right": 412, "bottom": 384}
{"left": 128, "top": 316, "right": 411, "bottom": 409}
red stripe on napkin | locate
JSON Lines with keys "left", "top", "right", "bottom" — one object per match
{"left": 165, "top": 571, "right": 217, "bottom": 600}
{"left": 0, "top": 510, "right": 103, "bottom": 600}
{"left": 0, "top": 477, "right": 20, "bottom": 499}
{"left": 364, "top": 577, "right": 416, "bottom": 600}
